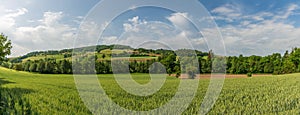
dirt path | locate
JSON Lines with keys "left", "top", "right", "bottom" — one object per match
{"left": 171, "top": 74, "right": 272, "bottom": 79}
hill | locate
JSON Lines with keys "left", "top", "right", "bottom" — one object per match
{"left": 2, "top": 45, "right": 210, "bottom": 76}
{"left": 2, "top": 45, "right": 300, "bottom": 76}
{"left": 9, "top": 45, "right": 208, "bottom": 63}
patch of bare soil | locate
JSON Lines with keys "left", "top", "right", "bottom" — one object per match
{"left": 170, "top": 74, "right": 272, "bottom": 79}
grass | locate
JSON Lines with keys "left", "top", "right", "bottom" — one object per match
{"left": 21, "top": 51, "right": 157, "bottom": 63}
{"left": 1, "top": 67, "right": 300, "bottom": 114}
{"left": 100, "top": 49, "right": 134, "bottom": 55}
{"left": 22, "top": 55, "right": 65, "bottom": 62}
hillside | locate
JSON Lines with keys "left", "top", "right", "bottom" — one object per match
{"left": 8, "top": 45, "right": 207, "bottom": 63}
{"left": 2, "top": 45, "right": 300, "bottom": 76}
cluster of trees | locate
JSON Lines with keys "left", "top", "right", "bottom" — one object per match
{"left": 3, "top": 48, "right": 300, "bottom": 76}
{"left": 1, "top": 59, "right": 72, "bottom": 74}
{"left": 227, "top": 48, "right": 300, "bottom": 75}
{"left": 2, "top": 48, "right": 300, "bottom": 76}
{"left": 2, "top": 32, "right": 300, "bottom": 76}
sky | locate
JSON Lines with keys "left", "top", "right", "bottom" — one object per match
{"left": 1, "top": 0, "right": 300, "bottom": 57}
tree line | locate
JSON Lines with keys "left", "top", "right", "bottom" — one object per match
{"left": 226, "top": 48, "right": 300, "bottom": 74}
{"left": 1, "top": 48, "right": 300, "bottom": 76}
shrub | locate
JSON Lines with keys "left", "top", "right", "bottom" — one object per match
{"left": 247, "top": 72, "right": 252, "bottom": 77}
{"left": 175, "top": 72, "right": 180, "bottom": 78}
{"left": 188, "top": 71, "right": 196, "bottom": 79}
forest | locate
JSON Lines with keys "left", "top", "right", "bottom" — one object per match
{"left": 1, "top": 45, "right": 300, "bottom": 76}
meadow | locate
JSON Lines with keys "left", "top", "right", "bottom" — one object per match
{"left": 1, "top": 67, "right": 300, "bottom": 114}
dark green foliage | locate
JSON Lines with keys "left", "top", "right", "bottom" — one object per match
{"left": 225, "top": 48, "right": 300, "bottom": 75}
{"left": 175, "top": 72, "right": 181, "bottom": 78}
{"left": 0, "top": 78, "right": 36, "bottom": 114}
{"left": 247, "top": 72, "right": 252, "bottom": 77}
{"left": 59, "top": 59, "right": 72, "bottom": 74}
{"left": 0, "top": 33, "right": 12, "bottom": 61}
{"left": 29, "top": 63, "right": 37, "bottom": 72}
{"left": 12, "top": 63, "right": 23, "bottom": 71}
{"left": 0, "top": 88, "right": 35, "bottom": 114}
{"left": 4, "top": 45, "right": 300, "bottom": 75}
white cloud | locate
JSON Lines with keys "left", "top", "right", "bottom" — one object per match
{"left": 208, "top": 3, "right": 300, "bottom": 55}
{"left": 11, "top": 11, "right": 76, "bottom": 56}
{"left": 166, "top": 12, "right": 190, "bottom": 28}
{"left": 273, "top": 4, "right": 299, "bottom": 20}
{"left": 0, "top": 9, "right": 78, "bottom": 57}
{"left": 101, "top": 36, "right": 118, "bottom": 44}
{"left": 0, "top": 8, "right": 29, "bottom": 57}
{"left": 216, "top": 21, "right": 300, "bottom": 56}
{"left": 73, "top": 16, "right": 84, "bottom": 24}
{"left": 76, "top": 20, "right": 110, "bottom": 47}
{"left": 244, "top": 12, "right": 274, "bottom": 21}
{"left": 41, "top": 12, "right": 63, "bottom": 26}
{"left": 211, "top": 4, "right": 242, "bottom": 20}
{"left": 123, "top": 16, "right": 147, "bottom": 32}
{"left": 104, "top": 16, "right": 205, "bottom": 51}
{"left": 213, "top": 3, "right": 298, "bottom": 23}
{"left": 240, "top": 21, "right": 251, "bottom": 26}
{"left": 4, "top": 8, "right": 28, "bottom": 18}
{"left": 211, "top": 6, "right": 235, "bottom": 14}
{"left": 0, "top": 8, "right": 28, "bottom": 33}
{"left": 166, "top": 12, "right": 202, "bottom": 39}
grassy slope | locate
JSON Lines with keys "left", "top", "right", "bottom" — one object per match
{"left": 1, "top": 67, "right": 300, "bottom": 114}
{"left": 21, "top": 49, "right": 158, "bottom": 62}
{"left": 22, "top": 54, "right": 65, "bottom": 62}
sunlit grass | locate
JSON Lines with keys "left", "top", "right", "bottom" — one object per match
{"left": 1, "top": 67, "right": 300, "bottom": 114}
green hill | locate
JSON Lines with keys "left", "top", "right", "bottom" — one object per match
{"left": 3, "top": 45, "right": 300, "bottom": 75}
{"left": 9, "top": 45, "right": 208, "bottom": 63}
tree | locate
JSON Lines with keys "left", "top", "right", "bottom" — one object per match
{"left": 23, "top": 60, "right": 31, "bottom": 71}
{"left": 12, "top": 63, "right": 23, "bottom": 71}
{"left": 29, "top": 63, "right": 37, "bottom": 72}
{"left": 59, "top": 60, "right": 71, "bottom": 74}
{"left": 36, "top": 60, "right": 45, "bottom": 73}
{"left": 290, "top": 48, "right": 300, "bottom": 72}
{"left": 44, "top": 61, "right": 55, "bottom": 73}
{"left": 0, "top": 33, "right": 12, "bottom": 61}
{"left": 187, "top": 66, "right": 197, "bottom": 79}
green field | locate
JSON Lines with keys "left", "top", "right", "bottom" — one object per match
{"left": 1, "top": 67, "right": 300, "bottom": 114}
{"left": 22, "top": 55, "right": 65, "bottom": 62}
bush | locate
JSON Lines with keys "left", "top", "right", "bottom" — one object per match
{"left": 273, "top": 71, "right": 280, "bottom": 75}
{"left": 247, "top": 72, "right": 252, "bottom": 77}
{"left": 188, "top": 71, "right": 196, "bottom": 79}
{"left": 175, "top": 72, "right": 180, "bottom": 78}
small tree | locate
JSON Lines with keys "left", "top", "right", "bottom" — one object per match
{"left": 29, "top": 63, "right": 37, "bottom": 72}
{"left": 13, "top": 63, "right": 23, "bottom": 71}
{"left": 175, "top": 72, "right": 180, "bottom": 78}
{"left": 188, "top": 70, "right": 196, "bottom": 79}
{"left": 186, "top": 66, "right": 198, "bottom": 79}
{"left": 0, "top": 33, "right": 12, "bottom": 61}
{"left": 247, "top": 72, "right": 252, "bottom": 77}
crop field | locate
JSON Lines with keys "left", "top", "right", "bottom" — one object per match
{"left": 22, "top": 55, "right": 65, "bottom": 62}
{"left": 1, "top": 67, "right": 300, "bottom": 114}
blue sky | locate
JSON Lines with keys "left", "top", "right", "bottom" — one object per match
{"left": 0, "top": 0, "right": 300, "bottom": 56}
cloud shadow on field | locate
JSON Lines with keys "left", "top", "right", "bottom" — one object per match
{"left": 0, "top": 78, "right": 36, "bottom": 114}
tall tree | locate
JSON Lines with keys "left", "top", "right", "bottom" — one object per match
{"left": 0, "top": 33, "right": 12, "bottom": 61}
{"left": 29, "top": 63, "right": 37, "bottom": 72}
